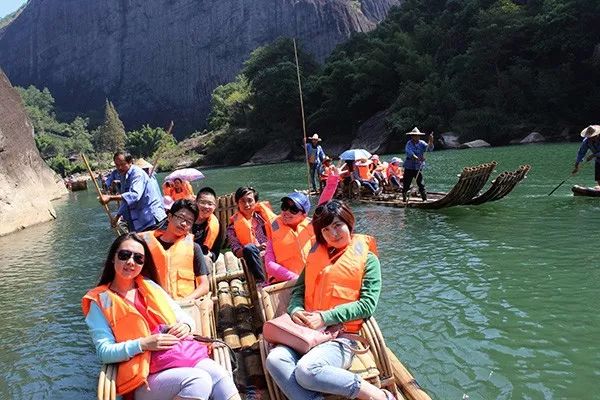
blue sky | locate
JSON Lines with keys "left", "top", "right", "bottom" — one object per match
{"left": 0, "top": 0, "right": 27, "bottom": 19}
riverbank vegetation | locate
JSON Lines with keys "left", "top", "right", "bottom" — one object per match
{"left": 17, "top": 86, "right": 177, "bottom": 176}
{"left": 205, "top": 0, "right": 600, "bottom": 162}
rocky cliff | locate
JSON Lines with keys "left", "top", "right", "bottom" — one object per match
{"left": 0, "top": 69, "right": 67, "bottom": 237}
{"left": 0, "top": 0, "right": 400, "bottom": 136}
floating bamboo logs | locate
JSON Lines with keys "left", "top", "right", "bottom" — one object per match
{"left": 217, "top": 282, "right": 235, "bottom": 329}
{"left": 224, "top": 252, "right": 241, "bottom": 273}
{"left": 231, "top": 279, "right": 251, "bottom": 308}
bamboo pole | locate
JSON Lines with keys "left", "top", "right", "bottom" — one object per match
{"left": 293, "top": 38, "right": 312, "bottom": 193}
{"left": 148, "top": 120, "right": 174, "bottom": 177}
{"left": 81, "top": 153, "right": 122, "bottom": 236}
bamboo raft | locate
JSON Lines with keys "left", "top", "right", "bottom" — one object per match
{"left": 95, "top": 193, "right": 432, "bottom": 400}
{"left": 358, "top": 162, "right": 530, "bottom": 209}
{"left": 571, "top": 185, "right": 600, "bottom": 197}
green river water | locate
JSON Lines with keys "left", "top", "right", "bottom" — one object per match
{"left": 0, "top": 143, "right": 598, "bottom": 399}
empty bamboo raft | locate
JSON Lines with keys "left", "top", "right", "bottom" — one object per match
{"left": 360, "top": 162, "right": 530, "bottom": 209}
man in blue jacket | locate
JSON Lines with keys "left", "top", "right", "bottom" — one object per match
{"left": 402, "top": 127, "right": 434, "bottom": 202}
{"left": 99, "top": 152, "right": 167, "bottom": 232}
{"left": 573, "top": 125, "right": 600, "bottom": 188}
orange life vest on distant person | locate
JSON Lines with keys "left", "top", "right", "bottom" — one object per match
{"left": 356, "top": 164, "right": 373, "bottom": 180}
{"left": 304, "top": 234, "right": 378, "bottom": 333}
{"left": 141, "top": 230, "right": 195, "bottom": 299}
{"left": 81, "top": 277, "right": 176, "bottom": 396}
{"left": 387, "top": 164, "right": 403, "bottom": 179}
{"left": 270, "top": 216, "right": 314, "bottom": 276}
{"left": 230, "top": 201, "right": 276, "bottom": 246}
{"left": 203, "top": 213, "right": 220, "bottom": 250}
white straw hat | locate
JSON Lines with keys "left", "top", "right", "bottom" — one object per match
{"left": 580, "top": 125, "right": 600, "bottom": 138}
{"left": 405, "top": 127, "right": 426, "bottom": 136}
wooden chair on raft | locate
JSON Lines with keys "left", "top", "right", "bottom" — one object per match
{"left": 256, "top": 280, "right": 402, "bottom": 400}
{"left": 95, "top": 295, "right": 231, "bottom": 400}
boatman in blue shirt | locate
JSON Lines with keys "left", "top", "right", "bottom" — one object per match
{"left": 305, "top": 133, "right": 325, "bottom": 192}
{"left": 402, "top": 127, "right": 434, "bottom": 202}
{"left": 99, "top": 151, "right": 167, "bottom": 232}
{"left": 572, "top": 124, "right": 600, "bottom": 188}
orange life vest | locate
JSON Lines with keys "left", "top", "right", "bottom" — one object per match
{"left": 304, "top": 234, "right": 378, "bottom": 333}
{"left": 270, "top": 216, "right": 314, "bottom": 277}
{"left": 203, "top": 213, "right": 220, "bottom": 250}
{"left": 387, "top": 164, "right": 403, "bottom": 179}
{"left": 82, "top": 277, "right": 177, "bottom": 396}
{"left": 141, "top": 230, "right": 195, "bottom": 299}
{"left": 356, "top": 164, "right": 372, "bottom": 180}
{"left": 230, "top": 201, "right": 276, "bottom": 246}
{"left": 162, "top": 183, "right": 173, "bottom": 197}
{"left": 171, "top": 188, "right": 193, "bottom": 201}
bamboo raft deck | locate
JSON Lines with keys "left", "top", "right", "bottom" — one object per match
{"left": 96, "top": 193, "right": 433, "bottom": 400}
{"left": 358, "top": 162, "right": 530, "bottom": 209}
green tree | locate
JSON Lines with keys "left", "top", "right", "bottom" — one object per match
{"left": 95, "top": 100, "right": 126, "bottom": 153}
{"left": 126, "top": 125, "right": 176, "bottom": 158}
{"left": 16, "top": 85, "right": 68, "bottom": 135}
{"left": 208, "top": 75, "right": 252, "bottom": 130}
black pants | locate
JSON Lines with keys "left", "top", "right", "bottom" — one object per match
{"left": 402, "top": 168, "right": 425, "bottom": 194}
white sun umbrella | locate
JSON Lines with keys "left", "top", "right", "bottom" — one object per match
{"left": 339, "top": 149, "right": 372, "bottom": 161}
{"left": 164, "top": 168, "right": 205, "bottom": 182}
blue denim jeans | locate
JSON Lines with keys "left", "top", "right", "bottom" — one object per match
{"left": 310, "top": 163, "right": 322, "bottom": 191}
{"left": 265, "top": 338, "right": 360, "bottom": 400}
{"left": 243, "top": 244, "right": 265, "bottom": 283}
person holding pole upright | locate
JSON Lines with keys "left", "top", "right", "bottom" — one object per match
{"left": 572, "top": 125, "right": 600, "bottom": 188}
{"left": 402, "top": 127, "right": 434, "bottom": 202}
{"left": 305, "top": 134, "right": 325, "bottom": 192}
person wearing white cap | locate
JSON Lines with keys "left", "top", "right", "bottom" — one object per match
{"left": 402, "top": 127, "right": 434, "bottom": 201}
{"left": 386, "top": 157, "right": 404, "bottom": 189}
{"left": 305, "top": 133, "right": 326, "bottom": 192}
{"left": 573, "top": 125, "right": 600, "bottom": 188}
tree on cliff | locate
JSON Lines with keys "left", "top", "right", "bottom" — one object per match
{"left": 126, "top": 125, "right": 176, "bottom": 158}
{"left": 95, "top": 100, "right": 126, "bottom": 153}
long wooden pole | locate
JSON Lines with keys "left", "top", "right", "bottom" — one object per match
{"left": 148, "top": 120, "right": 174, "bottom": 178}
{"left": 81, "top": 153, "right": 122, "bottom": 236}
{"left": 293, "top": 38, "right": 313, "bottom": 193}
{"left": 548, "top": 158, "right": 590, "bottom": 196}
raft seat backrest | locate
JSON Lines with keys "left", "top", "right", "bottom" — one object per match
{"left": 258, "top": 281, "right": 401, "bottom": 400}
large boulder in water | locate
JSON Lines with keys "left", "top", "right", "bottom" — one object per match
{"left": 460, "top": 139, "right": 491, "bottom": 149}
{"left": 0, "top": 69, "right": 67, "bottom": 237}
{"left": 0, "top": 0, "right": 400, "bottom": 134}
{"left": 439, "top": 132, "right": 461, "bottom": 149}
{"left": 520, "top": 132, "right": 545, "bottom": 144}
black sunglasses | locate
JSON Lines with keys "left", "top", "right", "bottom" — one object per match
{"left": 314, "top": 200, "right": 342, "bottom": 216}
{"left": 281, "top": 202, "right": 302, "bottom": 214}
{"left": 117, "top": 249, "right": 145, "bottom": 265}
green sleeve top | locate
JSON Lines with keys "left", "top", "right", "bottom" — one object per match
{"left": 287, "top": 252, "right": 381, "bottom": 326}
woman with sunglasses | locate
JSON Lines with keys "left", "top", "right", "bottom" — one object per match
{"left": 266, "top": 200, "right": 394, "bottom": 400}
{"left": 82, "top": 233, "right": 239, "bottom": 400}
{"left": 263, "top": 192, "right": 313, "bottom": 284}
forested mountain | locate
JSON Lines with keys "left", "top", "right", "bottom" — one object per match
{"left": 203, "top": 0, "right": 600, "bottom": 164}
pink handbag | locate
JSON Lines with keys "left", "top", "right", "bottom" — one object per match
{"left": 149, "top": 325, "right": 210, "bottom": 374}
{"left": 262, "top": 313, "right": 341, "bottom": 354}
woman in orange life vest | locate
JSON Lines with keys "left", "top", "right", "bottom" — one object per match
{"left": 265, "top": 200, "right": 394, "bottom": 400}
{"left": 82, "top": 233, "right": 239, "bottom": 400}
{"left": 141, "top": 200, "right": 210, "bottom": 301}
{"left": 192, "top": 187, "right": 222, "bottom": 262}
{"left": 263, "top": 192, "right": 313, "bottom": 284}
{"left": 369, "top": 154, "right": 388, "bottom": 185}
{"left": 226, "top": 186, "right": 276, "bottom": 284}
{"left": 386, "top": 157, "right": 404, "bottom": 189}
{"left": 170, "top": 178, "right": 195, "bottom": 201}
{"left": 352, "top": 158, "right": 381, "bottom": 195}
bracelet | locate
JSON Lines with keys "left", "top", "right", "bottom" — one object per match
{"left": 184, "top": 323, "right": 192, "bottom": 333}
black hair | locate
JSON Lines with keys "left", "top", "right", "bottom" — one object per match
{"left": 311, "top": 200, "right": 355, "bottom": 245}
{"left": 168, "top": 199, "right": 199, "bottom": 221}
{"left": 98, "top": 233, "right": 158, "bottom": 285}
{"left": 196, "top": 187, "right": 217, "bottom": 201}
{"left": 234, "top": 186, "right": 259, "bottom": 203}
{"left": 113, "top": 151, "right": 133, "bottom": 163}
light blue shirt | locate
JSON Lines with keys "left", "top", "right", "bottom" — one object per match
{"left": 576, "top": 137, "right": 600, "bottom": 164}
{"left": 84, "top": 279, "right": 194, "bottom": 364}
{"left": 404, "top": 139, "right": 433, "bottom": 170}
{"left": 117, "top": 165, "right": 166, "bottom": 232}
{"left": 306, "top": 143, "right": 325, "bottom": 165}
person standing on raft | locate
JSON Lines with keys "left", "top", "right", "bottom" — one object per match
{"left": 402, "top": 127, "right": 434, "bottom": 202}
{"left": 572, "top": 125, "right": 600, "bottom": 188}
{"left": 305, "top": 134, "right": 326, "bottom": 192}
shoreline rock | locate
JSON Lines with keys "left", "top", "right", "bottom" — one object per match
{"left": 0, "top": 69, "right": 68, "bottom": 237}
